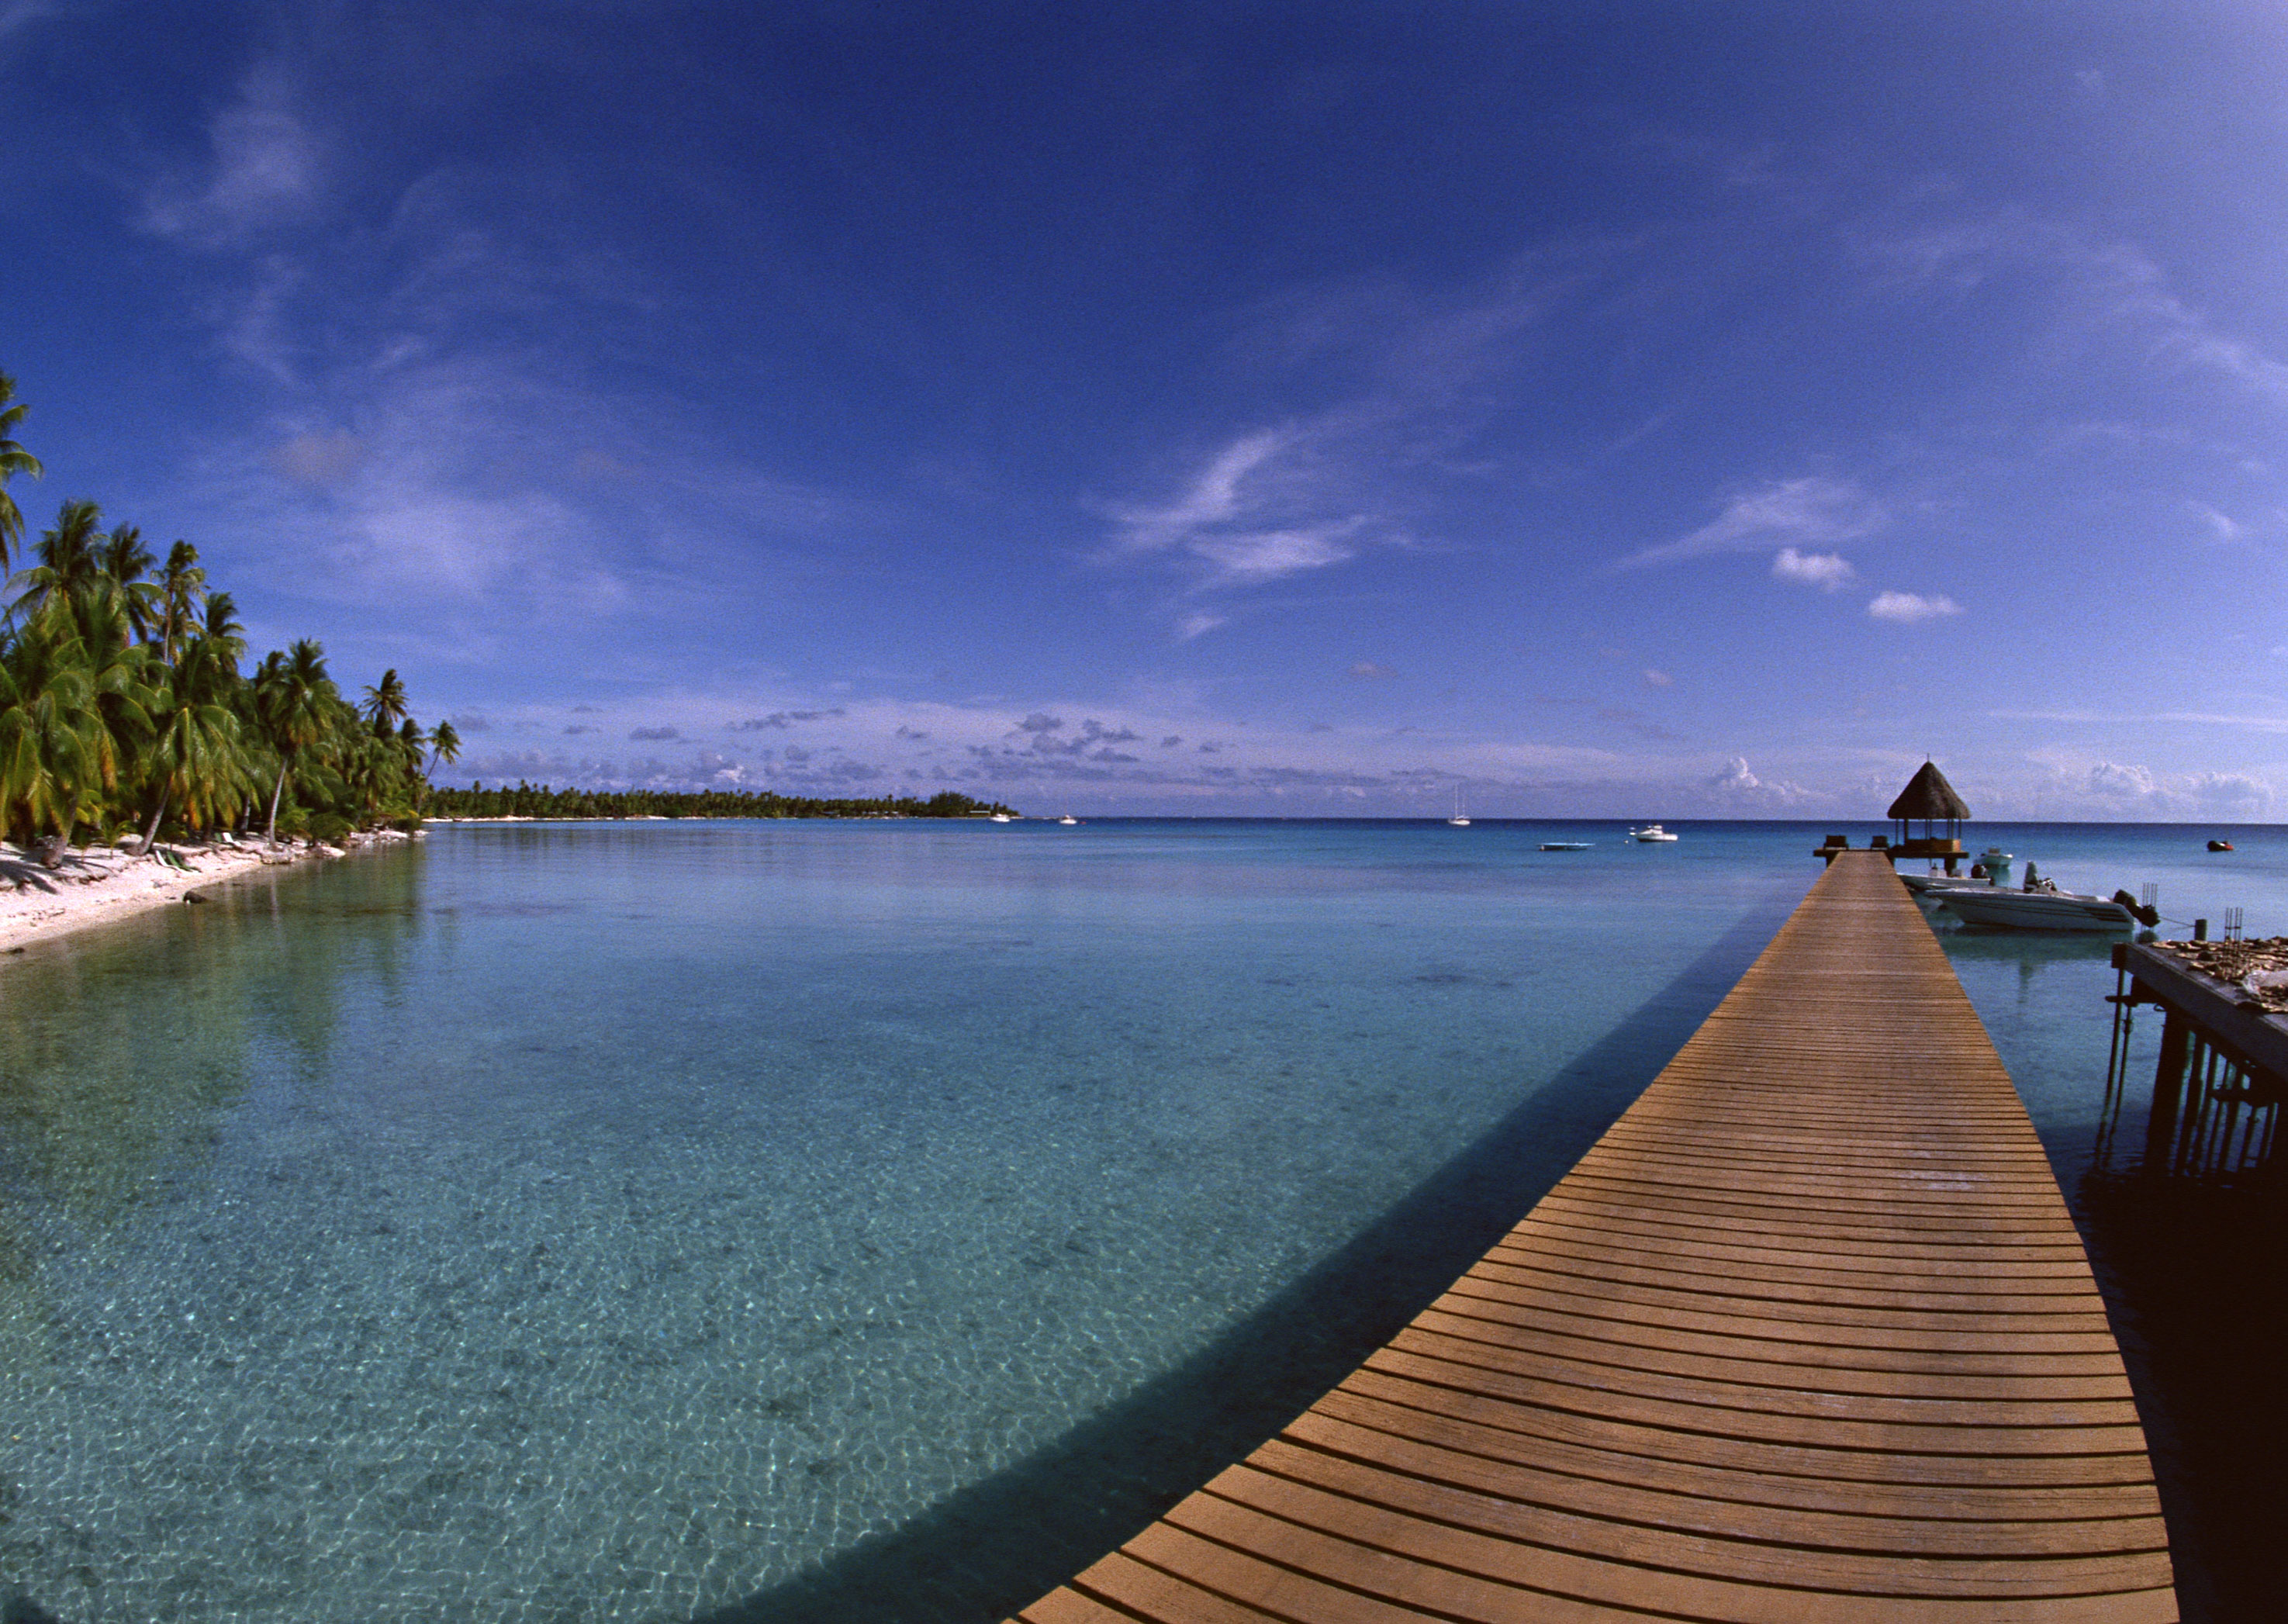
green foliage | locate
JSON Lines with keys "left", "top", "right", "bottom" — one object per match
{"left": 427, "top": 783, "right": 1017, "bottom": 821}
{"left": 307, "top": 812, "right": 351, "bottom": 845}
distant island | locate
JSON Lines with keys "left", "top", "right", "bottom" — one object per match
{"left": 427, "top": 784, "right": 1019, "bottom": 821}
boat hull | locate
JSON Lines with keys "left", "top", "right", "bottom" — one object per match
{"left": 1940, "top": 890, "right": 2137, "bottom": 931}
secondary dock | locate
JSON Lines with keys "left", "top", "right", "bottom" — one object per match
{"left": 1014, "top": 851, "right": 2175, "bottom": 1622}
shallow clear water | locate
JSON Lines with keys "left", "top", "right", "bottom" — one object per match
{"left": 0, "top": 818, "right": 2278, "bottom": 1622}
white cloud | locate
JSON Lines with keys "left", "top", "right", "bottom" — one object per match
{"left": 1868, "top": 590, "right": 1962, "bottom": 624}
{"left": 2188, "top": 502, "right": 2244, "bottom": 541}
{"left": 1623, "top": 476, "right": 1885, "bottom": 568}
{"left": 1771, "top": 547, "right": 1857, "bottom": 590}
{"left": 1704, "top": 755, "right": 1812, "bottom": 806}
{"left": 1641, "top": 669, "right": 1672, "bottom": 688}
{"left": 142, "top": 66, "right": 327, "bottom": 248}
{"left": 1186, "top": 522, "right": 1362, "bottom": 587}
{"left": 1173, "top": 611, "right": 1225, "bottom": 641}
{"left": 2086, "top": 760, "right": 2160, "bottom": 800}
{"left": 1348, "top": 662, "right": 1396, "bottom": 679}
{"left": 1111, "top": 430, "right": 1291, "bottom": 555}
{"left": 2189, "top": 771, "right": 2269, "bottom": 816}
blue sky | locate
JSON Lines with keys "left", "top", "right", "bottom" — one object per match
{"left": 8, "top": 1, "right": 2288, "bottom": 817}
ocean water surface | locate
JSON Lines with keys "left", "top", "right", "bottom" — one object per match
{"left": 0, "top": 818, "right": 2279, "bottom": 1622}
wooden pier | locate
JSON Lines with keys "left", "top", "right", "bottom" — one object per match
{"left": 1014, "top": 851, "right": 2175, "bottom": 1623}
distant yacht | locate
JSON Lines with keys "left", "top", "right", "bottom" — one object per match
{"left": 1058, "top": 815, "right": 1080, "bottom": 825}
{"left": 1631, "top": 824, "right": 1679, "bottom": 842}
{"left": 989, "top": 813, "right": 1016, "bottom": 823}
{"left": 1447, "top": 789, "right": 1470, "bottom": 828}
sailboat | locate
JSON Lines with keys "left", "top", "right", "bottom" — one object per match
{"left": 1447, "top": 790, "right": 1471, "bottom": 828}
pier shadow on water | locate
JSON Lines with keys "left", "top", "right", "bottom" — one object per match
{"left": 695, "top": 883, "right": 1803, "bottom": 1624}
{"left": 2075, "top": 1161, "right": 2288, "bottom": 1624}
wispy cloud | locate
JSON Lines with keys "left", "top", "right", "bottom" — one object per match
{"left": 1868, "top": 590, "right": 1961, "bottom": 624}
{"left": 1771, "top": 547, "right": 1856, "bottom": 590}
{"left": 141, "top": 65, "right": 327, "bottom": 249}
{"left": 1623, "top": 476, "right": 1885, "bottom": 568}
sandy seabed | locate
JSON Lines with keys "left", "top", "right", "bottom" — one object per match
{"left": 0, "top": 831, "right": 416, "bottom": 952}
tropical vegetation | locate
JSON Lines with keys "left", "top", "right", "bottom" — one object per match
{"left": 427, "top": 785, "right": 1014, "bottom": 820}
{"left": 0, "top": 371, "right": 442, "bottom": 863}
{"left": 0, "top": 369, "right": 1017, "bottom": 861}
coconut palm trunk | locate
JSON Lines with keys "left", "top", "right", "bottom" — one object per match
{"left": 134, "top": 790, "right": 170, "bottom": 859}
{"left": 265, "top": 758, "right": 289, "bottom": 843}
{"left": 42, "top": 790, "right": 81, "bottom": 869}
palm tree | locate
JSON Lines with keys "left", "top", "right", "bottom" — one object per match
{"left": 0, "top": 615, "right": 95, "bottom": 855}
{"left": 0, "top": 370, "right": 41, "bottom": 576}
{"left": 200, "top": 590, "right": 247, "bottom": 668}
{"left": 252, "top": 638, "right": 336, "bottom": 843}
{"left": 360, "top": 668, "right": 409, "bottom": 736}
{"left": 99, "top": 524, "right": 160, "bottom": 646}
{"left": 12, "top": 498, "right": 106, "bottom": 623}
{"left": 133, "top": 631, "right": 254, "bottom": 855}
{"left": 153, "top": 541, "right": 206, "bottom": 665}
{"left": 425, "top": 718, "right": 461, "bottom": 777}
{"left": 0, "top": 601, "right": 154, "bottom": 866}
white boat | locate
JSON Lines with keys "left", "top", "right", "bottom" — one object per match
{"left": 1897, "top": 869, "right": 1992, "bottom": 895}
{"left": 989, "top": 813, "right": 1016, "bottom": 823}
{"left": 1058, "top": 815, "right": 1080, "bottom": 825}
{"left": 1447, "top": 790, "right": 1470, "bottom": 827}
{"left": 1938, "top": 884, "right": 2138, "bottom": 931}
{"left": 1540, "top": 841, "right": 1592, "bottom": 852}
{"left": 1977, "top": 845, "right": 2013, "bottom": 870}
{"left": 1631, "top": 824, "right": 1679, "bottom": 842}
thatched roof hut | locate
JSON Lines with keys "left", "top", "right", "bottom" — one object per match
{"left": 1887, "top": 761, "right": 1970, "bottom": 822}
{"left": 1884, "top": 761, "right": 1969, "bottom": 864}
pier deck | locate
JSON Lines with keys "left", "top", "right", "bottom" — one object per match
{"left": 1013, "top": 851, "right": 2174, "bottom": 1622}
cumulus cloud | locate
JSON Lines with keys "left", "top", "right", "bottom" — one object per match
{"left": 2189, "top": 771, "right": 2270, "bottom": 816}
{"left": 2085, "top": 761, "right": 2167, "bottom": 803}
{"left": 1704, "top": 755, "right": 1811, "bottom": 805}
{"left": 1623, "top": 476, "right": 1885, "bottom": 568}
{"left": 1868, "top": 590, "right": 1962, "bottom": 624}
{"left": 1771, "top": 547, "right": 1857, "bottom": 590}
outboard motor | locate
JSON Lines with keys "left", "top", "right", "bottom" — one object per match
{"left": 2111, "top": 890, "right": 2161, "bottom": 928}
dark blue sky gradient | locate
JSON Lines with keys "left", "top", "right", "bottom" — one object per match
{"left": 5, "top": 2, "right": 2288, "bottom": 813}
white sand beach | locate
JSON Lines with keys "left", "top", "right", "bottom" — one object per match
{"left": 0, "top": 831, "right": 417, "bottom": 952}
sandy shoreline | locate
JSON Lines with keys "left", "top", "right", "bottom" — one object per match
{"left": 0, "top": 831, "right": 418, "bottom": 953}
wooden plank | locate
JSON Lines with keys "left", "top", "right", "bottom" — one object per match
{"left": 1010, "top": 852, "right": 2176, "bottom": 1622}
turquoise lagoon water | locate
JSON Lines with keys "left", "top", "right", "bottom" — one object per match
{"left": 0, "top": 819, "right": 2279, "bottom": 1622}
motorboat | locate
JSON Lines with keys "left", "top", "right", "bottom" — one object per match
{"left": 1630, "top": 824, "right": 1679, "bottom": 842}
{"left": 1540, "top": 841, "right": 1592, "bottom": 852}
{"left": 1938, "top": 883, "right": 2139, "bottom": 932}
{"left": 1059, "top": 815, "right": 1080, "bottom": 825}
{"left": 988, "top": 813, "right": 1017, "bottom": 823}
{"left": 2209, "top": 839, "right": 2234, "bottom": 852}
{"left": 1897, "top": 869, "right": 1992, "bottom": 895}
{"left": 1977, "top": 845, "right": 2013, "bottom": 870}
